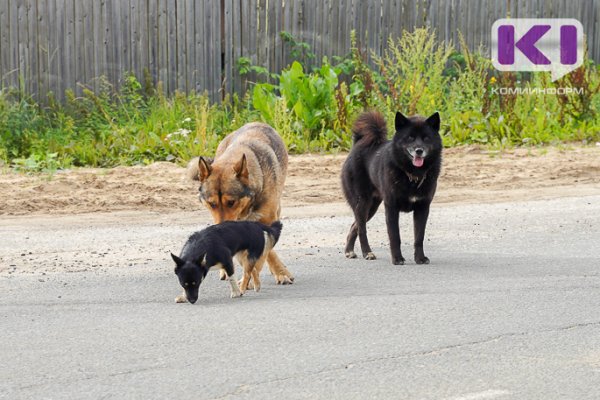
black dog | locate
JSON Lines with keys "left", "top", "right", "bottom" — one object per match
{"left": 171, "top": 221, "right": 282, "bottom": 303}
{"left": 341, "top": 110, "right": 442, "bottom": 265}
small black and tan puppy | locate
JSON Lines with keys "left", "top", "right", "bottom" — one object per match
{"left": 341, "top": 110, "right": 442, "bottom": 265}
{"left": 171, "top": 221, "right": 282, "bottom": 303}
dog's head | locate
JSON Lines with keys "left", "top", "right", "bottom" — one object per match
{"left": 171, "top": 253, "right": 208, "bottom": 304}
{"left": 197, "top": 155, "right": 254, "bottom": 223}
{"left": 392, "top": 111, "right": 442, "bottom": 169}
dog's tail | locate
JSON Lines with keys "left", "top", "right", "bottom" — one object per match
{"left": 264, "top": 221, "right": 283, "bottom": 247}
{"left": 352, "top": 111, "right": 388, "bottom": 146}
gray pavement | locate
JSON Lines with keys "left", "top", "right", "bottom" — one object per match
{"left": 1, "top": 196, "right": 600, "bottom": 399}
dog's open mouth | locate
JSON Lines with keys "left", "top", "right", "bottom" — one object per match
{"left": 412, "top": 156, "right": 424, "bottom": 168}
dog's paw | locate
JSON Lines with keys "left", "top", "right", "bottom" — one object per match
{"left": 345, "top": 251, "right": 357, "bottom": 259}
{"left": 275, "top": 274, "right": 294, "bottom": 285}
{"left": 392, "top": 256, "right": 405, "bottom": 265}
{"left": 253, "top": 281, "right": 261, "bottom": 292}
{"left": 219, "top": 270, "right": 227, "bottom": 281}
{"left": 364, "top": 252, "right": 376, "bottom": 260}
{"left": 175, "top": 295, "right": 188, "bottom": 303}
{"left": 230, "top": 290, "right": 243, "bottom": 298}
{"left": 415, "top": 256, "right": 430, "bottom": 265}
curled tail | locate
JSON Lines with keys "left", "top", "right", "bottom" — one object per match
{"left": 352, "top": 111, "right": 388, "bottom": 146}
{"left": 265, "top": 221, "right": 283, "bottom": 246}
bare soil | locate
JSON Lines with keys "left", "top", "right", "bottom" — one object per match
{"left": 1, "top": 145, "right": 600, "bottom": 217}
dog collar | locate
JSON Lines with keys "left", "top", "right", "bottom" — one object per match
{"left": 406, "top": 171, "right": 427, "bottom": 189}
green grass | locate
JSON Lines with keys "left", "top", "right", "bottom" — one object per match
{"left": 1, "top": 28, "right": 599, "bottom": 172}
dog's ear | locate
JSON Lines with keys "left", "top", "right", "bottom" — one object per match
{"left": 171, "top": 252, "right": 185, "bottom": 272}
{"left": 425, "top": 112, "right": 440, "bottom": 131}
{"left": 233, "top": 153, "right": 249, "bottom": 181}
{"left": 198, "top": 157, "right": 212, "bottom": 182}
{"left": 395, "top": 111, "right": 411, "bottom": 131}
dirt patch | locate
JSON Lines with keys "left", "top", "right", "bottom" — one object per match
{"left": 1, "top": 145, "right": 600, "bottom": 216}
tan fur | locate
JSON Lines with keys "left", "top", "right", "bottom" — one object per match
{"left": 189, "top": 123, "right": 294, "bottom": 284}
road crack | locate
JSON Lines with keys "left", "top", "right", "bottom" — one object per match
{"left": 209, "top": 320, "right": 600, "bottom": 399}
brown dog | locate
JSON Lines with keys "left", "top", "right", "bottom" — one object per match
{"left": 188, "top": 122, "right": 294, "bottom": 284}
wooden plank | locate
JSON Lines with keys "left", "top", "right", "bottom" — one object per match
{"left": 51, "top": 0, "right": 64, "bottom": 98}
{"left": 175, "top": 0, "right": 185, "bottom": 92}
{"left": 193, "top": 0, "right": 205, "bottom": 94}
{"left": 233, "top": 0, "right": 243, "bottom": 94}
{"left": 245, "top": 0, "right": 256, "bottom": 85}
{"left": 73, "top": 0, "right": 83, "bottom": 92}
{"left": 166, "top": 0, "right": 176, "bottom": 93}
{"left": 157, "top": 0, "right": 168, "bottom": 91}
{"left": 92, "top": 0, "right": 105, "bottom": 91}
{"left": 18, "top": 0, "right": 30, "bottom": 94}
{"left": 130, "top": 0, "right": 141, "bottom": 82}
{"left": 26, "top": 0, "right": 39, "bottom": 98}
{"left": 16, "top": 0, "right": 26, "bottom": 92}
{"left": 590, "top": 0, "right": 597, "bottom": 61}
{"left": 140, "top": 0, "right": 150, "bottom": 81}
{"left": 282, "top": 0, "right": 295, "bottom": 64}
{"left": 0, "top": 1, "right": 19, "bottom": 87}
{"left": 0, "top": 1, "right": 7, "bottom": 87}
{"left": 212, "top": 0, "right": 221, "bottom": 101}
{"left": 184, "top": 0, "right": 195, "bottom": 92}
{"left": 120, "top": 0, "right": 131, "bottom": 86}
{"left": 222, "top": 0, "right": 232, "bottom": 95}
{"left": 270, "top": 0, "right": 281, "bottom": 75}
{"left": 147, "top": 0, "right": 158, "bottom": 84}
{"left": 9, "top": 0, "right": 20, "bottom": 90}
{"left": 204, "top": 0, "right": 214, "bottom": 97}
{"left": 82, "top": 0, "right": 94, "bottom": 89}
{"left": 65, "top": 0, "right": 76, "bottom": 93}
{"left": 37, "top": 0, "right": 50, "bottom": 98}
{"left": 108, "top": 0, "right": 121, "bottom": 89}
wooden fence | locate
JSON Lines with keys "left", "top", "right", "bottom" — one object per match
{"left": 1, "top": 0, "right": 599, "bottom": 102}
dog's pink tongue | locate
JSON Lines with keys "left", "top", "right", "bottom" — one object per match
{"left": 412, "top": 157, "right": 424, "bottom": 167}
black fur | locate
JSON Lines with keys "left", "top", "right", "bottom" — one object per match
{"left": 341, "top": 110, "right": 442, "bottom": 265}
{"left": 172, "top": 221, "right": 282, "bottom": 303}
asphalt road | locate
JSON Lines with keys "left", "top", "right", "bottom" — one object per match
{"left": 1, "top": 196, "right": 600, "bottom": 399}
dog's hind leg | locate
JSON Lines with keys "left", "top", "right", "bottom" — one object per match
{"left": 344, "top": 222, "right": 359, "bottom": 258}
{"left": 249, "top": 249, "right": 270, "bottom": 292}
{"left": 237, "top": 255, "right": 255, "bottom": 294}
{"left": 348, "top": 198, "right": 381, "bottom": 260}
{"left": 236, "top": 252, "right": 254, "bottom": 291}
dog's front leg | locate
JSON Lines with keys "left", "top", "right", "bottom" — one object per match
{"left": 227, "top": 275, "right": 242, "bottom": 298}
{"left": 385, "top": 203, "right": 405, "bottom": 265}
{"left": 175, "top": 290, "right": 188, "bottom": 303}
{"left": 413, "top": 203, "right": 431, "bottom": 264}
{"left": 266, "top": 250, "right": 294, "bottom": 285}
{"left": 221, "top": 260, "right": 242, "bottom": 298}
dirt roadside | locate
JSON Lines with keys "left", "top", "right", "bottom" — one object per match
{"left": 1, "top": 145, "right": 599, "bottom": 217}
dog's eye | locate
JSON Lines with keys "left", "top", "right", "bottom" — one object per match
{"left": 226, "top": 200, "right": 235, "bottom": 208}
{"left": 407, "top": 135, "right": 415, "bottom": 141}
{"left": 423, "top": 136, "right": 430, "bottom": 142}
{"left": 208, "top": 202, "right": 217, "bottom": 209}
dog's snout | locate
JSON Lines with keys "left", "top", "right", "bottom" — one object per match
{"left": 415, "top": 148, "right": 424, "bottom": 156}
{"left": 188, "top": 297, "right": 197, "bottom": 304}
